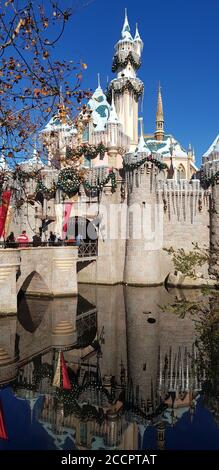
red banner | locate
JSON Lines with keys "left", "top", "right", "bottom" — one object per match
{"left": 0, "top": 399, "right": 8, "bottom": 440}
{"left": 61, "top": 352, "right": 71, "bottom": 390}
{"left": 62, "top": 202, "right": 72, "bottom": 239}
{"left": 0, "top": 191, "right": 11, "bottom": 238}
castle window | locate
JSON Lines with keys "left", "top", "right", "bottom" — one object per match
{"left": 177, "top": 164, "right": 186, "bottom": 180}
{"left": 82, "top": 125, "right": 89, "bottom": 142}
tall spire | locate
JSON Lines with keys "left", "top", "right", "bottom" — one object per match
{"left": 155, "top": 82, "right": 164, "bottom": 141}
{"left": 121, "top": 8, "right": 133, "bottom": 41}
{"left": 97, "top": 73, "right": 101, "bottom": 89}
{"left": 134, "top": 23, "right": 143, "bottom": 56}
{"left": 134, "top": 23, "right": 140, "bottom": 40}
{"left": 157, "top": 82, "right": 164, "bottom": 118}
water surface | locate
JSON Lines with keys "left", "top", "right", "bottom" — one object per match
{"left": 0, "top": 285, "right": 218, "bottom": 450}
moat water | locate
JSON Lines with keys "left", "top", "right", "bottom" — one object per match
{"left": 0, "top": 284, "right": 218, "bottom": 450}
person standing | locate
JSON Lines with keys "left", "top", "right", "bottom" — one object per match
{"left": 32, "top": 232, "right": 41, "bottom": 247}
{"left": 17, "top": 230, "right": 29, "bottom": 247}
{"left": 5, "top": 231, "right": 15, "bottom": 248}
{"left": 48, "top": 231, "right": 56, "bottom": 246}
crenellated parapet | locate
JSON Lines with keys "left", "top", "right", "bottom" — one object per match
{"left": 156, "top": 179, "right": 210, "bottom": 223}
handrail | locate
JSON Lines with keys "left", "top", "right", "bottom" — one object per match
{"left": 0, "top": 240, "right": 98, "bottom": 257}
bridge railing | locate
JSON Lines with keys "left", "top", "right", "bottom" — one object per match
{"left": 0, "top": 240, "right": 98, "bottom": 257}
{"left": 78, "top": 240, "right": 98, "bottom": 258}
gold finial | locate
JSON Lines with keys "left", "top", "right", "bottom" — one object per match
{"left": 155, "top": 82, "right": 164, "bottom": 141}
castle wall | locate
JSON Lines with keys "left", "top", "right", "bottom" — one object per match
{"left": 77, "top": 182, "right": 127, "bottom": 285}
{"left": 124, "top": 164, "right": 167, "bottom": 285}
{"left": 7, "top": 164, "right": 212, "bottom": 288}
{"left": 160, "top": 179, "right": 210, "bottom": 280}
{"left": 209, "top": 180, "right": 219, "bottom": 279}
{"left": 159, "top": 179, "right": 210, "bottom": 251}
{"left": 125, "top": 286, "right": 201, "bottom": 409}
{"left": 77, "top": 284, "right": 127, "bottom": 383}
{"left": 124, "top": 164, "right": 211, "bottom": 286}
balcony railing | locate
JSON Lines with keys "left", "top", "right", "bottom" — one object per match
{"left": 78, "top": 240, "right": 98, "bottom": 258}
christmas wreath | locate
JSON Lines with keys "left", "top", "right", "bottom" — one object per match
{"left": 57, "top": 168, "right": 80, "bottom": 196}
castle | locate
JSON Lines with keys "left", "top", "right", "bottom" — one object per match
{"left": 2, "top": 10, "right": 219, "bottom": 289}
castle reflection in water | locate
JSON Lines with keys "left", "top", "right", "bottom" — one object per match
{"left": 0, "top": 285, "right": 218, "bottom": 450}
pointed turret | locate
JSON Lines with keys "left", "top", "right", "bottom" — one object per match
{"left": 121, "top": 8, "right": 133, "bottom": 41}
{"left": 188, "top": 143, "right": 193, "bottom": 159}
{"left": 97, "top": 72, "right": 101, "bottom": 90}
{"left": 134, "top": 23, "right": 143, "bottom": 56}
{"left": 108, "top": 90, "right": 119, "bottom": 124}
{"left": 155, "top": 83, "right": 164, "bottom": 141}
{"left": 136, "top": 118, "right": 150, "bottom": 155}
{"left": 107, "top": 91, "right": 120, "bottom": 160}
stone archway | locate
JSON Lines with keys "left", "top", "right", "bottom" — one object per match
{"left": 17, "top": 292, "right": 51, "bottom": 333}
{"left": 18, "top": 270, "right": 50, "bottom": 296}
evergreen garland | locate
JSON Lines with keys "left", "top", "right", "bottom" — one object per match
{"left": 15, "top": 168, "right": 41, "bottom": 182}
{"left": 35, "top": 180, "right": 57, "bottom": 200}
{"left": 56, "top": 168, "right": 117, "bottom": 197}
{"left": 83, "top": 171, "right": 117, "bottom": 192}
{"left": 112, "top": 51, "right": 141, "bottom": 73}
{"left": 66, "top": 143, "right": 107, "bottom": 160}
{"left": 123, "top": 154, "right": 168, "bottom": 171}
{"left": 107, "top": 79, "right": 144, "bottom": 101}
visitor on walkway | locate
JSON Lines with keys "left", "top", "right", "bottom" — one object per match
{"left": 32, "top": 232, "right": 41, "bottom": 247}
{"left": 76, "top": 233, "right": 83, "bottom": 246}
{"left": 17, "top": 230, "right": 29, "bottom": 247}
{"left": 48, "top": 231, "right": 56, "bottom": 246}
{"left": 5, "top": 232, "right": 15, "bottom": 248}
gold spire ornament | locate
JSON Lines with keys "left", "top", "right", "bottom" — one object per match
{"left": 155, "top": 82, "right": 164, "bottom": 141}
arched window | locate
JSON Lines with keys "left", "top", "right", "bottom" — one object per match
{"left": 177, "top": 164, "right": 186, "bottom": 180}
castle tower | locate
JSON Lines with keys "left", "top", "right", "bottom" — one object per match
{"left": 156, "top": 422, "right": 166, "bottom": 450}
{"left": 155, "top": 83, "right": 164, "bottom": 141}
{"left": 106, "top": 90, "right": 122, "bottom": 167}
{"left": 210, "top": 179, "right": 219, "bottom": 280}
{"left": 110, "top": 9, "right": 144, "bottom": 150}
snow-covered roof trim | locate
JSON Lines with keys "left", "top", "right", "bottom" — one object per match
{"left": 203, "top": 134, "right": 219, "bottom": 157}
{"left": 145, "top": 134, "right": 188, "bottom": 159}
{"left": 40, "top": 114, "right": 77, "bottom": 135}
{"left": 136, "top": 118, "right": 150, "bottom": 155}
{"left": 134, "top": 23, "right": 143, "bottom": 44}
{"left": 20, "top": 148, "right": 44, "bottom": 169}
{"left": 87, "top": 84, "right": 111, "bottom": 132}
{"left": 121, "top": 8, "right": 133, "bottom": 41}
{"left": 107, "top": 91, "right": 120, "bottom": 124}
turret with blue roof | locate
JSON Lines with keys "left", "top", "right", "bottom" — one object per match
{"left": 87, "top": 74, "right": 111, "bottom": 132}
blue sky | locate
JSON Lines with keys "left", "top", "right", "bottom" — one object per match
{"left": 53, "top": 0, "right": 219, "bottom": 167}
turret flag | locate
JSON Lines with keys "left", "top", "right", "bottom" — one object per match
{"left": 52, "top": 352, "right": 71, "bottom": 390}
{"left": 0, "top": 191, "right": 11, "bottom": 238}
{"left": 0, "top": 398, "right": 8, "bottom": 440}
